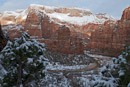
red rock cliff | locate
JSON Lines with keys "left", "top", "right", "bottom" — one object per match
{"left": 86, "top": 6, "right": 130, "bottom": 56}
{"left": 1, "top": 5, "right": 130, "bottom": 56}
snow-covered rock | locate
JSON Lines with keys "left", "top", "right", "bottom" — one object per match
{"left": 0, "top": 4, "right": 115, "bottom": 25}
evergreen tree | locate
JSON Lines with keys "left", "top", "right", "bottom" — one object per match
{"left": 101, "top": 46, "right": 130, "bottom": 87}
{"left": 0, "top": 32, "right": 46, "bottom": 87}
{"left": 118, "top": 46, "right": 130, "bottom": 87}
{"left": 97, "top": 46, "right": 130, "bottom": 87}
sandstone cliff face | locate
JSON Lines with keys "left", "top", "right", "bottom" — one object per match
{"left": 0, "top": 24, "right": 7, "bottom": 51}
{"left": 0, "top": 4, "right": 130, "bottom": 56}
{"left": 43, "top": 25, "right": 84, "bottom": 54}
{"left": 25, "top": 5, "right": 130, "bottom": 56}
{"left": 2, "top": 24, "right": 24, "bottom": 40}
{"left": 121, "top": 6, "right": 130, "bottom": 20}
{"left": 41, "top": 15, "right": 59, "bottom": 39}
{"left": 24, "top": 9, "right": 43, "bottom": 38}
{"left": 121, "top": 6, "right": 130, "bottom": 45}
{"left": 86, "top": 6, "right": 130, "bottom": 56}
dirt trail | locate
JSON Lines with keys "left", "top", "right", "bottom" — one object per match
{"left": 47, "top": 62, "right": 98, "bottom": 73}
{"left": 47, "top": 55, "right": 113, "bottom": 74}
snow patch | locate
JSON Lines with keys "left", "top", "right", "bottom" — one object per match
{"left": 84, "top": 51, "right": 111, "bottom": 59}
{"left": 128, "top": 83, "right": 130, "bottom": 87}
{"left": 47, "top": 12, "right": 112, "bottom": 25}
{"left": 118, "top": 70, "right": 124, "bottom": 76}
{"left": 7, "top": 21, "right": 14, "bottom": 24}
{"left": 30, "top": 4, "right": 90, "bottom": 11}
{"left": 27, "top": 58, "right": 33, "bottom": 63}
{"left": 46, "top": 62, "right": 87, "bottom": 70}
{"left": 0, "top": 9, "right": 27, "bottom": 24}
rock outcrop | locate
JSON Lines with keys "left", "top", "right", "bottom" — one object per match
{"left": 0, "top": 4, "right": 130, "bottom": 56}
{"left": 121, "top": 6, "right": 130, "bottom": 45}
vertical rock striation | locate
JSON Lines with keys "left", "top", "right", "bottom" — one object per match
{"left": 86, "top": 6, "right": 130, "bottom": 56}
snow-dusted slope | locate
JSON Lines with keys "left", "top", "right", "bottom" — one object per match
{"left": 0, "top": 4, "right": 116, "bottom": 25}
{"left": 0, "top": 10, "right": 27, "bottom": 24}
{"left": 47, "top": 12, "right": 109, "bottom": 25}
{"left": 29, "top": 4, "right": 115, "bottom": 25}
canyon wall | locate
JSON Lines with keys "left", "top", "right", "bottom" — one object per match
{"left": 86, "top": 6, "right": 130, "bottom": 56}
{"left": 1, "top": 5, "right": 130, "bottom": 56}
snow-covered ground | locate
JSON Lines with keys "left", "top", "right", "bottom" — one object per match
{"left": 46, "top": 62, "right": 87, "bottom": 70}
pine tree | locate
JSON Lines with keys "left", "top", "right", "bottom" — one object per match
{"left": 101, "top": 46, "right": 130, "bottom": 87}
{"left": 0, "top": 32, "right": 46, "bottom": 87}
{"left": 118, "top": 46, "right": 130, "bottom": 87}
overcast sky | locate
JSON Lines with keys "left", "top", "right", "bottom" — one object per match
{"left": 0, "top": 0, "right": 130, "bottom": 19}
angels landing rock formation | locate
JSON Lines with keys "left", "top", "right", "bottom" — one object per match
{"left": 0, "top": 4, "right": 130, "bottom": 56}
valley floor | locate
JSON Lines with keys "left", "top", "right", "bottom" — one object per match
{"left": 40, "top": 51, "right": 114, "bottom": 87}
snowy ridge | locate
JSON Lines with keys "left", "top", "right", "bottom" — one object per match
{"left": 0, "top": 10, "right": 27, "bottom": 18}
{"left": 47, "top": 12, "right": 109, "bottom": 25}
{"left": 0, "top": 4, "right": 116, "bottom": 25}
{"left": 29, "top": 4, "right": 115, "bottom": 25}
{"left": 0, "top": 9, "right": 27, "bottom": 24}
{"left": 29, "top": 4, "right": 90, "bottom": 11}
